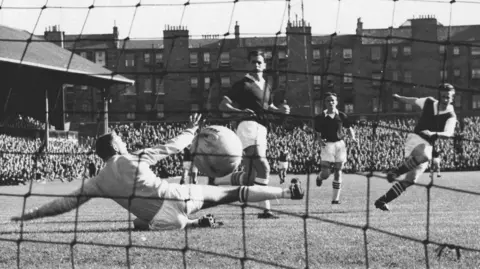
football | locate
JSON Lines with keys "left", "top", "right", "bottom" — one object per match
{"left": 190, "top": 125, "right": 243, "bottom": 178}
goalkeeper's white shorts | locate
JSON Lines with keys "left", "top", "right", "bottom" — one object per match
{"left": 182, "top": 161, "right": 198, "bottom": 172}
{"left": 236, "top": 120, "right": 267, "bottom": 155}
{"left": 149, "top": 183, "right": 204, "bottom": 230}
{"left": 320, "top": 140, "right": 347, "bottom": 163}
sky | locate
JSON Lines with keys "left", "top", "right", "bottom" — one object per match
{"left": 1, "top": 0, "right": 480, "bottom": 39}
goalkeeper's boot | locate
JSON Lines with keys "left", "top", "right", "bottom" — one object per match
{"left": 374, "top": 200, "right": 390, "bottom": 211}
{"left": 257, "top": 210, "right": 279, "bottom": 219}
{"left": 290, "top": 178, "right": 305, "bottom": 200}
{"left": 198, "top": 214, "right": 223, "bottom": 228}
{"left": 386, "top": 170, "right": 398, "bottom": 183}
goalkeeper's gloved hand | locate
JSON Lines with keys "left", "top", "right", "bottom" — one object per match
{"left": 198, "top": 214, "right": 223, "bottom": 228}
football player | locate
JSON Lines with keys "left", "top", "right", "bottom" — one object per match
{"left": 375, "top": 84, "right": 457, "bottom": 211}
{"left": 11, "top": 114, "right": 304, "bottom": 230}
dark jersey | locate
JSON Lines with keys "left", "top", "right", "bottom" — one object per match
{"left": 225, "top": 75, "right": 272, "bottom": 127}
{"left": 314, "top": 111, "right": 351, "bottom": 142}
{"left": 183, "top": 148, "right": 192, "bottom": 162}
{"left": 279, "top": 151, "right": 290, "bottom": 162}
{"left": 414, "top": 98, "right": 456, "bottom": 145}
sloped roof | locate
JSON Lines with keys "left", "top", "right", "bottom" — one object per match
{"left": 361, "top": 28, "right": 412, "bottom": 45}
{"left": 0, "top": 24, "right": 133, "bottom": 85}
{"left": 64, "top": 34, "right": 116, "bottom": 50}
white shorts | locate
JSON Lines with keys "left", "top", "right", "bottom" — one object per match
{"left": 403, "top": 133, "right": 432, "bottom": 183}
{"left": 278, "top": 161, "right": 289, "bottom": 170}
{"left": 404, "top": 133, "right": 433, "bottom": 160}
{"left": 150, "top": 183, "right": 204, "bottom": 230}
{"left": 320, "top": 140, "right": 347, "bottom": 163}
{"left": 182, "top": 161, "right": 198, "bottom": 173}
{"left": 236, "top": 121, "right": 268, "bottom": 153}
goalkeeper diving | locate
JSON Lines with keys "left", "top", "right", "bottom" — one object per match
{"left": 11, "top": 114, "right": 304, "bottom": 230}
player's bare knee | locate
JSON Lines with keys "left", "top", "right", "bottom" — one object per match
{"left": 254, "top": 158, "right": 270, "bottom": 179}
{"left": 411, "top": 144, "right": 430, "bottom": 163}
{"left": 254, "top": 177, "right": 269, "bottom": 186}
{"left": 320, "top": 168, "right": 330, "bottom": 180}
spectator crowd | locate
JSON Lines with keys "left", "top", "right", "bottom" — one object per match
{"left": 1, "top": 115, "right": 479, "bottom": 186}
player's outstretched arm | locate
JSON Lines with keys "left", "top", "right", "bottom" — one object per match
{"left": 392, "top": 94, "right": 424, "bottom": 109}
{"left": 141, "top": 114, "right": 202, "bottom": 165}
{"left": 11, "top": 179, "right": 101, "bottom": 222}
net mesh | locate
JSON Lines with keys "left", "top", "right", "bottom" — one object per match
{"left": 1, "top": 0, "right": 480, "bottom": 268}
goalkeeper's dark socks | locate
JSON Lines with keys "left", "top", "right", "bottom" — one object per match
{"left": 378, "top": 182, "right": 406, "bottom": 204}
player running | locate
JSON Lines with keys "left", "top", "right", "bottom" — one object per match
{"left": 375, "top": 84, "right": 456, "bottom": 211}
{"left": 314, "top": 92, "right": 357, "bottom": 204}
{"left": 277, "top": 146, "right": 290, "bottom": 184}
{"left": 11, "top": 114, "right": 304, "bottom": 230}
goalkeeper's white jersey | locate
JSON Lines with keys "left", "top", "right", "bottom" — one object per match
{"left": 32, "top": 128, "right": 197, "bottom": 222}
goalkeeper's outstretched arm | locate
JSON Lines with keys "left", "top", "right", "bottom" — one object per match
{"left": 11, "top": 179, "right": 101, "bottom": 221}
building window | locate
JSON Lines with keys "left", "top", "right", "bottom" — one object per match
{"left": 155, "top": 104, "right": 164, "bottom": 118}
{"left": 472, "top": 68, "right": 480, "bottom": 79}
{"left": 325, "top": 48, "right": 331, "bottom": 58}
{"left": 80, "top": 52, "right": 87, "bottom": 58}
{"left": 126, "top": 104, "right": 136, "bottom": 120}
{"left": 220, "top": 52, "right": 230, "bottom": 65}
{"left": 343, "top": 73, "right": 353, "bottom": 84}
{"left": 453, "top": 46, "right": 460, "bottom": 55}
{"left": 155, "top": 52, "right": 163, "bottom": 64}
{"left": 392, "top": 71, "right": 399, "bottom": 81}
{"left": 190, "top": 52, "right": 198, "bottom": 66}
{"left": 191, "top": 104, "right": 200, "bottom": 112}
{"left": 81, "top": 103, "right": 90, "bottom": 112}
{"left": 144, "top": 77, "right": 152, "bottom": 93}
{"left": 472, "top": 46, "right": 480, "bottom": 56}
{"left": 278, "top": 50, "right": 286, "bottom": 60}
{"left": 95, "top": 51, "right": 106, "bottom": 66}
{"left": 313, "top": 49, "right": 321, "bottom": 61}
{"left": 403, "top": 46, "right": 411, "bottom": 56}
{"left": 372, "top": 97, "right": 382, "bottom": 112}
{"left": 155, "top": 78, "right": 165, "bottom": 95}
{"left": 393, "top": 100, "right": 399, "bottom": 109}
{"left": 404, "top": 70, "right": 412, "bottom": 83}
{"left": 405, "top": 103, "right": 413, "bottom": 111}
{"left": 391, "top": 46, "right": 398, "bottom": 58}
{"left": 313, "top": 75, "right": 322, "bottom": 86}
{"left": 454, "top": 69, "right": 461, "bottom": 77}
{"left": 344, "top": 103, "right": 354, "bottom": 113}
{"left": 264, "top": 50, "right": 272, "bottom": 59}
{"left": 454, "top": 93, "right": 462, "bottom": 108}
{"left": 440, "top": 70, "right": 448, "bottom": 81}
{"left": 343, "top": 48, "right": 353, "bottom": 62}
{"left": 371, "top": 47, "right": 381, "bottom": 61}
{"left": 145, "top": 104, "right": 152, "bottom": 112}
{"left": 372, "top": 73, "right": 382, "bottom": 86}
{"left": 124, "top": 84, "right": 136, "bottom": 95}
{"left": 125, "top": 53, "right": 135, "bottom": 67}
{"left": 143, "top": 53, "right": 151, "bottom": 64}
{"left": 204, "top": 77, "right": 210, "bottom": 89}
{"left": 439, "top": 45, "right": 446, "bottom": 54}
{"left": 80, "top": 85, "right": 88, "bottom": 90}
{"left": 203, "top": 52, "right": 210, "bottom": 64}
{"left": 473, "top": 95, "right": 480, "bottom": 109}
{"left": 221, "top": 77, "right": 230, "bottom": 87}
{"left": 191, "top": 77, "right": 198, "bottom": 88}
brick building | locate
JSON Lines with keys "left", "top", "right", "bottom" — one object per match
{"left": 43, "top": 16, "right": 480, "bottom": 124}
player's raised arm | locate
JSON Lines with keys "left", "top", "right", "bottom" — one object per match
{"left": 392, "top": 94, "right": 424, "bottom": 109}
{"left": 11, "top": 178, "right": 102, "bottom": 222}
{"left": 139, "top": 114, "right": 203, "bottom": 165}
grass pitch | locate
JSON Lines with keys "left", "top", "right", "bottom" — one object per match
{"left": 0, "top": 172, "right": 479, "bottom": 269}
